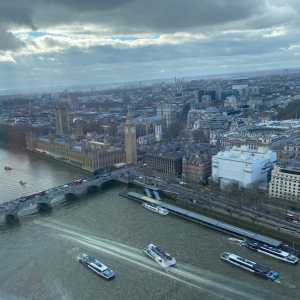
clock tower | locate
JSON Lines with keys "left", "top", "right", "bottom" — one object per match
{"left": 124, "top": 112, "right": 137, "bottom": 165}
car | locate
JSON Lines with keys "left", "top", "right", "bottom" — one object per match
{"left": 74, "top": 179, "right": 83, "bottom": 185}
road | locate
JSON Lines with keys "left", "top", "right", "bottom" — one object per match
{"left": 134, "top": 171, "right": 300, "bottom": 239}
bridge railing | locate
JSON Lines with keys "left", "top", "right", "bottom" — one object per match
{"left": 0, "top": 167, "right": 134, "bottom": 215}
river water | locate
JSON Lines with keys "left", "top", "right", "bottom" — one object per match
{"left": 0, "top": 147, "right": 299, "bottom": 300}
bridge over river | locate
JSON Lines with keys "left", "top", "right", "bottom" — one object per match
{"left": 0, "top": 167, "right": 135, "bottom": 225}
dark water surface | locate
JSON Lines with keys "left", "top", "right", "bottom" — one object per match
{"left": 0, "top": 146, "right": 85, "bottom": 204}
{"left": 0, "top": 147, "right": 299, "bottom": 300}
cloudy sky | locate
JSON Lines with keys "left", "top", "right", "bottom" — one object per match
{"left": 1, "top": 0, "right": 300, "bottom": 91}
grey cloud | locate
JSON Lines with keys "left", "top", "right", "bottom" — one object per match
{"left": 45, "top": 0, "right": 265, "bottom": 32}
{"left": 104, "top": 0, "right": 266, "bottom": 32}
{"left": 11, "top": 1, "right": 300, "bottom": 42}
{"left": 1, "top": 0, "right": 268, "bottom": 32}
{"left": 0, "top": 2, "right": 35, "bottom": 28}
{"left": 26, "top": 29, "right": 298, "bottom": 68}
{"left": 48, "top": 0, "right": 133, "bottom": 11}
{"left": 0, "top": 28, "right": 24, "bottom": 51}
{"left": 0, "top": 0, "right": 300, "bottom": 90}
{"left": 0, "top": 0, "right": 273, "bottom": 51}
{"left": 0, "top": 2, "right": 34, "bottom": 50}
{"left": 241, "top": 1, "right": 299, "bottom": 30}
{"left": 1, "top": 1, "right": 299, "bottom": 35}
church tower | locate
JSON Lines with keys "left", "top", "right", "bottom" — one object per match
{"left": 124, "top": 112, "right": 137, "bottom": 165}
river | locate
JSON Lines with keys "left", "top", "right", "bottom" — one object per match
{"left": 0, "top": 147, "right": 299, "bottom": 300}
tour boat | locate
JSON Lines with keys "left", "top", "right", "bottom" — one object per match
{"left": 240, "top": 239, "right": 299, "bottom": 264}
{"left": 144, "top": 243, "right": 176, "bottom": 268}
{"left": 142, "top": 202, "right": 169, "bottom": 216}
{"left": 220, "top": 252, "right": 279, "bottom": 281}
{"left": 78, "top": 254, "right": 115, "bottom": 280}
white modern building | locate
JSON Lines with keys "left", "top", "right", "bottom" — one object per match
{"left": 212, "top": 146, "right": 277, "bottom": 189}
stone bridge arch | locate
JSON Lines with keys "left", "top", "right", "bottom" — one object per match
{"left": 5, "top": 214, "right": 19, "bottom": 225}
{"left": 86, "top": 185, "right": 99, "bottom": 195}
{"left": 37, "top": 202, "right": 52, "bottom": 213}
{"left": 65, "top": 193, "right": 78, "bottom": 201}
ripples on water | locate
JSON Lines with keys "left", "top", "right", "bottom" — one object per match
{"left": 0, "top": 147, "right": 85, "bottom": 203}
{"left": 34, "top": 219, "right": 282, "bottom": 300}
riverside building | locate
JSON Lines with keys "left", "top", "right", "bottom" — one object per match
{"left": 25, "top": 133, "right": 125, "bottom": 172}
{"left": 212, "top": 146, "right": 277, "bottom": 189}
{"left": 145, "top": 152, "right": 183, "bottom": 177}
{"left": 269, "top": 161, "right": 300, "bottom": 202}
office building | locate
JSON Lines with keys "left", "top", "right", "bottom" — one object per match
{"left": 145, "top": 152, "right": 183, "bottom": 177}
{"left": 157, "top": 102, "right": 178, "bottom": 128}
{"left": 212, "top": 146, "right": 276, "bottom": 189}
{"left": 269, "top": 161, "right": 300, "bottom": 202}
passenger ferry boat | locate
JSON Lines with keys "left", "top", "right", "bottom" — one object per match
{"left": 220, "top": 252, "right": 279, "bottom": 281}
{"left": 78, "top": 254, "right": 115, "bottom": 280}
{"left": 142, "top": 203, "right": 169, "bottom": 216}
{"left": 144, "top": 243, "right": 176, "bottom": 268}
{"left": 240, "top": 239, "right": 299, "bottom": 264}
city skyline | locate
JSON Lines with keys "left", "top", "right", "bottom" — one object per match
{"left": 0, "top": 42, "right": 300, "bottom": 299}
{"left": 1, "top": 1, "right": 300, "bottom": 91}
{"left": 1, "top": 2, "right": 300, "bottom": 299}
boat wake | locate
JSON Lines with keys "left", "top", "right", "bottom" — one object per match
{"left": 34, "top": 220, "right": 275, "bottom": 300}
{"left": 275, "top": 279, "right": 281, "bottom": 284}
{"left": 274, "top": 279, "right": 297, "bottom": 289}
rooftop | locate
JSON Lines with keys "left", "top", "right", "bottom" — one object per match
{"left": 214, "top": 145, "right": 276, "bottom": 162}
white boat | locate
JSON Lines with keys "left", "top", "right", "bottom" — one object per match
{"left": 142, "top": 202, "right": 169, "bottom": 216}
{"left": 78, "top": 254, "right": 115, "bottom": 280}
{"left": 143, "top": 243, "right": 176, "bottom": 268}
{"left": 221, "top": 252, "right": 279, "bottom": 281}
{"left": 240, "top": 239, "right": 299, "bottom": 264}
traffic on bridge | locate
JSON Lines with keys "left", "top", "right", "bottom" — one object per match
{"left": 0, "top": 167, "right": 135, "bottom": 225}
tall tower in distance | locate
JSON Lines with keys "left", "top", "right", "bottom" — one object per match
{"left": 124, "top": 111, "right": 137, "bottom": 165}
{"left": 55, "top": 102, "right": 70, "bottom": 136}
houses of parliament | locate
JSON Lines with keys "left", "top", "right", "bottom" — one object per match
{"left": 26, "top": 102, "right": 137, "bottom": 172}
